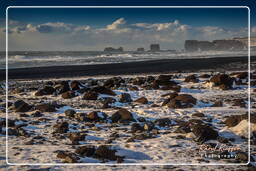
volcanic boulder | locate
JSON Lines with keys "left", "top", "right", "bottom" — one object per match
{"left": 75, "top": 145, "right": 96, "bottom": 157}
{"left": 94, "top": 145, "right": 120, "bottom": 161}
{"left": 65, "top": 109, "right": 76, "bottom": 118}
{"left": 111, "top": 108, "right": 135, "bottom": 123}
{"left": 91, "top": 86, "right": 116, "bottom": 96}
{"left": 70, "top": 80, "right": 82, "bottom": 90}
{"left": 209, "top": 74, "right": 234, "bottom": 90}
{"left": 191, "top": 123, "right": 219, "bottom": 144}
{"left": 83, "top": 91, "right": 98, "bottom": 100}
{"left": 13, "top": 100, "right": 32, "bottom": 112}
{"left": 87, "top": 111, "right": 107, "bottom": 121}
{"left": 36, "top": 103, "right": 56, "bottom": 112}
{"left": 184, "top": 74, "right": 199, "bottom": 83}
{"left": 53, "top": 122, "right": 69, "bottom": 133}
{"left": 134, "top": 97, "right": 148, "bottom": 104}
{"left": 167, "top": 94, "right": 197, "bottom": 108}
{"left": 35, "top": 86, "right": 55, "bottom": 96}
{"left": 119, "top": 93, "right": 132, "bottom": 103}
{"left": 54, "top": 81, "right": 70, "bottom": 94}
{"left": 61, "top": 91, "right": 76, "bottom": 99}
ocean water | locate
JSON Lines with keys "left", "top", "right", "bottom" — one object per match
{"left": 0, "top": 50, "right": 250, "bottom": 69}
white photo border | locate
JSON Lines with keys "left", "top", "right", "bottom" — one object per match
{"left": 5, "top": 6, "right": 251, "bottom": 166}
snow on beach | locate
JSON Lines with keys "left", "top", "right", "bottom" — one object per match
{"left": 0, "top": 71, "right": 255, "bottom": 170}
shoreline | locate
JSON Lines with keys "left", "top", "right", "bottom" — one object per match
{"left": 1, "top": 56, "right": 254, "bottom": 80}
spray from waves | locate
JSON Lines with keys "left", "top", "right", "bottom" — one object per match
{"left": 1, "top": 50, "right": 251, "bottom": 69}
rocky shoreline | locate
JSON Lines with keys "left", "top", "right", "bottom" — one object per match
{"left": 0, "top": 70, "right": 255, "bottom": 168}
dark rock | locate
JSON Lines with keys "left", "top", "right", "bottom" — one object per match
{"left": 83, "top": 91, "right": 98, "bottom": 100}
{"left": 129, "top": 86, "right": 139, "bottom": 91}
{"left": 174, "top": 124, "right": 191, "bottom": 134}
{"left": 54, "top": 81, "right": 70, "bottom": 94}
{"left": 7, "top": 128, "right": 19, "bottom": 136}
{"left": 184, "top": 74, "right": 199, "bottom": 83}
{"left": 13, "top": 100, "right": 32, "bottom": 112}
{"left": 68, "top": 132, "right": 86, "bottom": 142}
{"left": 74, "top": 113, "right": 88, "bottom": 122}
{"left": 192, "top": 112, "right": 205, "bottom": 117}
{"left": 160, "top": 85, "right": 181, "bottom": 92}
{"left": 91, "top": 86, "right": 116, "bottom": 96}
{"left": 61, "top": 91, "right": 76, "bottom": 99}
{"left": 132, "top": 77, "right": 146, "bottom": 85}
{"left": 153, "top": 75, "right": 175, "bottom": 86}
{"left": 94, "top": 145, "right": 118, "bottom": 161}
{"left": 119, "top": 93, "right": 132, "bottom": 103}
{"left": 132, "top": 133, "right": 153, "bottom": 140}
{"left": 191, "top": 124, "right": 218, "bottom": 143}
{"left": 151, "top": 104, "right": 159, "bottom": 107}
{"left": 70, "top": 80, "right": 81, "bottom": 90}
{"left": 212, "top": 100, "right": 223, "bottom": 107}
{"left": 53, "top": 122, "right": 69, "bottom": 133}
{"left": 31, "top": 111, "right": 43, "bottom": 117}
{"left": 154, "top": 118, "right": 172, "bottom": 127}
{"left": 134, "top": 97, "right": 148, "bottom": 104}
{"left": 224, "top": 114, "right": 247, "bottom": 127}
{"left": 0, "top": 119, "right": 15, "bottom": 127}
{"left": 104, "top": 77, "right": 125, "bottom": 88}
{"left": 161, "top": 92, "right": 178, "bottom": 98}
{"left": 56, "top": 151, "right": 79, "bottom": 163}
{"left": 131, "top": 123, "right": 144, "bottom": 133}
{"left": 167, "top": 94, "right": 197, "bottom": 108}
{"left": 87, "top": 111, "right": 103, "bottom": 121}
{"left": 19, "top": 113, "right": 29, "bottom": 117}
{"left": 35, "top": 86, "right": 55, "bottom": 96}
{"left": 210, "top": 74, "right": 234, "bottom": 89}
{"left": 199, "top": 74, "right": 211, "bottom": 78}
{"left": 36, "top": 103, "right": 56, "bottom": 112}
{"left": 162, "top": 98, "right": 171, "bottom": 106}
{"left": 100, "top": 97, "right": 116, "bottom": 108}
{"left": 75, "top": 145, "right": 96, "bottom": 157}
{"left": 111, "top": 108, "right": 134, "bottom": 123}
{"left": 65, "top": 109, "right": 76, "bottom": 118}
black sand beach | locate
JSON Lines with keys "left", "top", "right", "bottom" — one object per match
{"left": 1, "top": 56, "right": 254, "bottom": 80}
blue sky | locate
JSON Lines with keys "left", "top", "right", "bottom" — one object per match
{"left": 7, "top": 8, "right": 248, "bottom": 28}
{"left": 0, "top": 0, "right": 254, "bottom": 51}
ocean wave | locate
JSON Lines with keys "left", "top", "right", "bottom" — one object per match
{"left": 1, "top": 50, "right": 251, "bottom": 69}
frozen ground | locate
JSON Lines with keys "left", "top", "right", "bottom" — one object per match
{"left": 0, "top": 71, "right": 255, "bottom": 170}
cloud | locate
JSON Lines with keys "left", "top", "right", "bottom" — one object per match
{"left": 0, "top": 17, "right": 250, "bottom": 51}
{"left": 106, "top": 18, "right": 126, "bottom": 30}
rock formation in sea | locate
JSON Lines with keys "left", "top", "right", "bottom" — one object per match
{"left": 150, "top": 44, "right": 160, "bottom": 52}
{"left": 104, "top": 47, "right": 124, "bottom": 52}
{"left": 136, "top": 47, "right": 145, "bottom": 52}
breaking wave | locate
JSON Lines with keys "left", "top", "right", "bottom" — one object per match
{"left": 0, "top": 50, "right": 250, "bottom": 69}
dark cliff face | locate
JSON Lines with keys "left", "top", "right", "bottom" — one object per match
{"left": 185, "top": 40, "right": 246, "bottom": 52}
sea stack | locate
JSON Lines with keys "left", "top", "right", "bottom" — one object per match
{"left": 150, "top": 44, "right": 160, "bottom": 52}
{"left": 104, "top": 47, "right": 124, "bottom": 52}
{"left": 136, "top": 48, "right": 145, "bottom": 52}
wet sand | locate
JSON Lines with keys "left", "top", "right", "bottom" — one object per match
{"left": 1, "top": 56, "right": 254, "bottom": 80}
